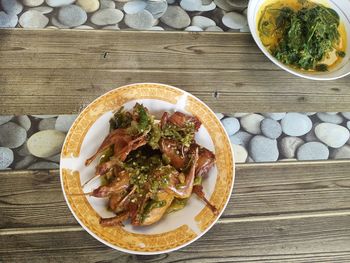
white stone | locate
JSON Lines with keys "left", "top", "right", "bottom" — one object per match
{"left": 19, "top": 10, "right": 49, "bottom": 28}
{"left": 1, "top": 0, "right": 23, "bottom": 14}
{"left": 222, "top": 12, "right": 247, "bottom": 29}
{"left": 15, "top": 115, "right": 31, "bottom": 131}
{"left": 341, "top": 112, "right": 350, "bottom": 120}
{"left": 281, "top": 113, "right": 312, "bottom": 136}
{"left": 200, "top": 1, "right": 216, "bottom": 11}
{"left": 145, "top": 0, "right": 168, "bottom": 19}
{"left": 280, "top": 136, "right": 304, "bottom": 158}
{"left": 51, "top": 16, "right": 70, "bottom": 28}
{"left": 149, "top": 26, "right": 164, "bottom": 30}
{"left": 240, "top": 114, "right": 264, "bottom": 134}
{"left": 27, "top": 130, "right": 66, "bottom": 158}
{"left": 180, "top": 0, "right": 202, "bottom": 11}
{"left": 215, "top": 113, "right": 224, "bottom": 120}
{"left": 192, "top": 16, "right": 216, "bottom": 29}
{"left": 315, "top": 123, "right": 350, "bottom": 148}
{"left": 214, "top": 0, "right": 234, "bottom": 11}
{"left": 316, "top": 112, "right": 343, "bottom": 125}
{"left": 297, "top": 142, "right": 329, "bottom": 161}
{"left": 102, "top": 24, "right": 120, "bottom": 30}
{"left": 229, "top": 131, "right": 252, "bottom": 147}
{"left": 32, "top": 6, "right": 54, "bottom": 14}
{"left": 331, "top": 145, "right": 350, "bottom": 159}
{"left": 205, "top": 26, "right": 223, "bottom": 32}
{"left": 58, "top": 5, "right": 87, "bottom": 27}
{"left": 74, "top": 25, "right": 94, "bottom": 29}
{"left": 185, "top": 26, "right": 203, "bottom": 31}
{"left": 55, "top": 115, "right": 77, "bottom": 133}
{"left": 124, "top": 10, "right": 154, "bottom": 30}
{"left": 0, "top": 116, "right": 13, "bottom": 125}
{"left": 0, "top": 122, "right": 27, "bottom": 149}
{"left": 231, "top": 113, "right": 249, "bottom": 118}
{"left": 123, "top": 1, "right": 147, "bottom": 14}
{"left": 260, "top": 118, "right": 282, "bottom": 139}
{"left": 100, "top": 0, "right": 115, "bottom": 9}
{"left": 0, "top": 11, "right": 18, "bottom": 28}
{"left": 39, "top": 118, "right": 56, "bottom": 130}
{"left": 23, "top": 0, "right": 44, "bottom": 7}
{"left": 232, "top": 144, "right": 247, "bottom": 163}
{"left": 227, "top": 0, "right": 248, "bottom": 8}
{"left": 160, "top": 6, "right": 190, "bottom": 29}
{"left": 249, "top": 135, "right": 279, "bottom": 162}
{"left": 46, "top": 0, "right": 75, "bottom": 7}
{"left": 91, "top": 8, "right": 123, "bottom": 25}
{"left": 221, "top": 117, "right": 240, "bottom": 136}
{"left": 0, "top": 147, "right": 14, "bottom": 169}
{"left": 240, "top": 24, "right": 250, "bottom": 32}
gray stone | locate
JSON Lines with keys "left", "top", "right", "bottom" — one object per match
{"left": 39, "top": 117, "right": 57, "bottom": 130}
{"left": 297, "top": 142, "right": 329, "bottom": 161}
{"left": 0, "top": 147, "right": 14, "bottom": 169}
{"left": 205, "top": 26, "right": 223, "bottom": 32}
{"left": 0, "top": 122, "right": 27, "bottom": 149}
{"left": 240, "top": 24, "right": 250, "bottom": 32}
{"left": 262, "top": 112, "right": 287, "bottom": 121}
{"left": 90, "top": 8, "right": 123, "bottom": 25}
{"left": 32, "top": 6, "right": 54, "bottom": 14}
{"left": 331, "top": 145, "right": 350, "bottom": 159}
{"left": 23, "top": 0, "right": 44, "bottom": 7}
{"left": 28, "top": 161, "right": 60, "bottom": 169}
{"left": 102, "top": 24, "right": 120, "bottom": 30}
{"left": 214, "top": 0, "right": 234, "bottom": 11}
{"left": 227, "top": 0, "right": 248, "bottom": 8}
{"left": 185, "top": 26, "right": 203, "bottom": 31}
{"left": 123, "top": 1, "right": 147, "bottom": 14}
{"left": 100, "top": 0, "right": 115, "bottom": 9}
{"left": 1, "top": 0, "right": 23, "bottom": 14}
{"left": 167, "top": 0, "right": 175, "bottom": 3}
{"left": 145, "top": 0, "right": 168, "bottom": 19}
{"left": 249, "top": 135, "right": 279, "bottom": 162}
{"left": 27, "top": 130, "right": 66, "bottom": 158}
{"left": 232, "top": 144, "right": 247, "bottom": 163}
{"left": 347, "top": 121, "right": 350, "bottom": 130}
{"left": 0, "top": 116, "right": 13, "bottom": 125}
{"left": 58, "top": 5, "right": 87, "bottom": 27}
{"left": 280, "top": 136, "right": 304, "bottom": 158}
{"left": 191, "top": 16, "right": 216, "bottom": 29}
{"left": 260, "top": 118, "right": 282, "bottom": 139}
{"left": 201, "top": 0, "right": 212, "bottom": 4}
{"left": 51, "top": 16, "right": 70, "bottom": 28}
{"left": 17, "top": 142, "right": 31, "bottom": 156}
{"left": 247, "top": 156, "right": 254, "bottom": 162}
{"left": 44, "top": 153, "right": 61, "bottom": 163}
{"left": 0, "top": 11, "right": 18, "bottom": 28}
{"left": 281, "top": 113, "right": 312, "bottom": 136}
{"left": 302, "top": 112, "right": 317, "bottom": 116}
{"left": 160, "top": 6, "right": 190, "bottom": 29}
{"left": 221, "top": 117, "right": 240, "bottom": 136}
{"left": 215, "top": 113, "right": 224, "bottom": 120}
{"left": 149, "top": 26, "right": 164, "bottom": 30}
{"left": 19, "top": 10, "right": 49, "bottom": 28}
{"left": 46, "top": 0, "right": 75, "bottom": 7}
{"left": 15, "top": 115, "right": 31, "bottom": 131}
{"left": 229, "top": 131, "right": 252, "bottom": 147}
{"left": 315, "top": 123, "right": 350, "bottom": 148}
{"left": 200, "top": 1, "right": 216, "bottom": 11}
{"left": 180, "top": 0, "right": 202, "bottom": 11}
{"left": 341, "top": 112, "right": 350, "bottom": 120}
{"left": 15, "top": 155, "right": 37, "bottom": 169}
{"left": 316, "top": 112, "right": 343, "bottom": 125}
{"left": 222, "top": 12, "right": 247, "bottom": 29}
{"left": 240, "top": 114, "right": 264, "bottom": 135}
{"left": 124, "top": 10, "right": 154, "bottom": 29}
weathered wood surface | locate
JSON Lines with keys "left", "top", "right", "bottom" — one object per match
{"left": 1, "top": 161, "right": 350, "bottom": 262}
{"left": 0, "top": 29, "right": 350, "bottom": 115}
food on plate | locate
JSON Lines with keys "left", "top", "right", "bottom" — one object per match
{"left": 84, "top": 103, "right": 217, "bottom": 227}
{"left": 257, "top": 0, "right": 346, "bottom": 71}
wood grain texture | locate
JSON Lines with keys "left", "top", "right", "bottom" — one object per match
{"left": 0, "top": 29, "right": 350, "bottom": 114}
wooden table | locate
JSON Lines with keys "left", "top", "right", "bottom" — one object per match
{"left": 1, "top": 29, "right": 350, "bottom": 262}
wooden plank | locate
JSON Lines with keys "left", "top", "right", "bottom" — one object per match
{"left": 0, "top": 29, "right": 349, "bottom": 114}
{"left": 1, "top": 215, "right": 350, "bottom": 262}
{"left": 1, "top": 161, "right": 350, "bottom": 229}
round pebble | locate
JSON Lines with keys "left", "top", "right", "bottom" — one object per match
{"left": 260, "top": 118, "right": 282, "bottom": 139}
{"left": 1, "top": 0, "right": 23, "bottom": 15}
{"left": 91, "top": 8, "right": 123, "bottom": 25}
{"left": 221, "top": 117, "right": 240, "bottom": 136}
{"left": 32, "top": 6, "right": 54, "bottom": 14}
{"left": 51, "top": 16, "right": 70, "bottom": 28}
{"left": 185, "top": 26, "right": 203, "bottom": 31}
{"left": 214, "top": 0, "right": 234, "bottom": 11}
{"left": 341, "top": 112, "right": 350, "bottom": 120}
{"left": 149, "top": 26, "right": 164, "bottom": 30}
{"left": 145, "top": 0, "right": 168, "bottom": 19}
{"left": 297, "top": 142, "right": 329, "bottom": 161}
{"left": 15, "top": 115, "right": 31, "bottom": 131}
{"left": 100, "top": 0, "right": 115, "bottom": 9}
{"left": 231, "top": 113, "right": 249, "bottom": 118}
{"left": 0, "top": 122, "right": 27, "bottom": 149}
{"left": 55, "top": 115, "right": 77, "bottom": 133}
{"left": 17, "top": 143, "right": 31, "bottom": 156}
{"left": 124, "top": 10, "right": 154, "bottom": 30}
{"left": 15, "top": 155, "right": 36, "bottom": 169}
{"left": 240, "top": 114, "right": 264, "bottom": 135}
{"left": 75, "top": 25, "right": 94, "bottom": 29}
{"left": 205, "top": 26, "right": 223, "bottom": 32}
{"left": 44, "top": 153, "right": 61, "bottom": 162}
{"left": 331, "top": 145, "right": 350, "bottom": 159}
{"left": 222, "top": 12, "right": 247, "bottom": 29}
{"left": 215, "top": 113, "right": 224, "bottom": 120}
{"left": 180, "top": 0, "right": 202, "bottom": 11}
{"left": 229, "top": 131, "right": 252, "bottom": 147}
{"left": 27, "top": 130, "right": 66, "bottom": 158}
{"left": 315, "top": 123, "right": 350, "bottom": 148}
{"left": 58, "top": 5, "right": 87, "bottom": 27}
{"left": 160, "top": 6, "right": 190, "bottom": 29}
{"left": 249, "top": 135, "right": 279, "bottom": 162}
{"left": 0, "top": 11, "right": 18, "bottom": 28}
{"left": 316, "top": 112, "right": 343, "bottom": 125}
{"left": 123, "top": 1, "right": 147, "bottom": 14}
{"left": 0, "top": 147, "right": 14, "bottom": 169}
{"left": 77, "top": 0, "right": 99, "bottom": 12}
{"left": 232, "top": 144, "right": 248, "bottom": 163}
{"left": 32, "top": 115, "right": 58, "bottom": 119}
{"left": 201, "top": 1, "right": 216, "bottom": 11}
{"left": 281, "top": 113, "right": 312, "bottom": 136}
{"left": 201, "top": 0, "right": 212, "bottom": 4}
{"left": 46, "top": 0, "right": 75, "bottom": 7}
{"left": 302, "top": 112, "right": 316, "bottom": 116}
{"left": 19, "top": 10, "right": 49, "bottom": 29}
{"left": 102, "top": 24, "right": 120, "bottom": 30}
{"left": 192, "top": 16, "right": 216, "bottom": 29}
{"left": 39, "top": 118, "right": 56, "bottom": 131}
{"left": 280, "top": 136, "right": 304, "bottom": 158}
{"left": 0, "top": 116, "right": 13, "bottom": 126}
{"left": 28, "top": 161, "right": 60, "bottom": 169}
{"left": 227, "top": 0, "right": 247, "bottom": 8}
{"left": 23, "top": 0, "right": 44, "bottom": 7}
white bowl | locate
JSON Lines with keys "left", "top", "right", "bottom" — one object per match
{"left": 248, "top": 0, "right": 350, "bottom": 80}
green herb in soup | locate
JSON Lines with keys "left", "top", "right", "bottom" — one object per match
{"left": 84, "top": 104, "right": 218, "bottom": 227}
{"left": 258, "top": 0, "right": 347, "bottom": 71}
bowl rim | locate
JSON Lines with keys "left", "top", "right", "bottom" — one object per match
{"left": 247, "top": 0, "right": 350, "bottom": 81}
{"left": 59, "top": 82, "right": 235, "bottom": 255}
